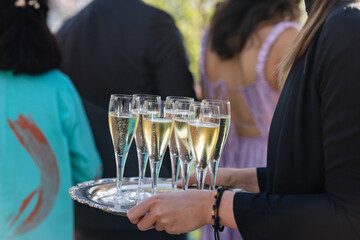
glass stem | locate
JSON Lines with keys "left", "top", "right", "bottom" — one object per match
{"left": 196, "top": 167, "right": 207, "bottom": 190}
{"left": 115, "top": 152, "right": 127, "bottom": 192}
{"left": 149, "top": 158, "right": 162, "bottom": 195}
{"left": 137, "top": 151, "right": 148, "bottom": 191}
{"left": 175, "top": 157, "right": 181, "bottom": 187}
{"left": 209, "top": 158, "right": 220, "bottom": 190}
{"left": 170, "top": 153, "right": 180, "bottom": 190}
{"left": 180, "top": 160, "right": 192, "bottom": 191}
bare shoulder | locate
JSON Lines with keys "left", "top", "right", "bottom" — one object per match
{"left": 272, "top": 27, "right": 299, "bottom": 62}
{"left": 266, "top": 26, "right": 299, "bottom": 90}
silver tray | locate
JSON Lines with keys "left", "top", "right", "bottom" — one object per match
{"left": 69, "top": 177, "right": 176, "bottom": 217}
{"left": 69, "top": 177, "right": 245, "bottom": 217}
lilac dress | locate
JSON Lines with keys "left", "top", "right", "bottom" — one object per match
{"left": 200, "top": 21, "right": 299, "bottom": 240}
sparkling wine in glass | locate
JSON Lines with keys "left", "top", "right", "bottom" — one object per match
{"left": 142, "top": 100, "right": 174, "bottom": 195}
{"left": 202, "top": 99, "right": 231, "bottom": 190}
{"left": 165, "top": 96, "right": 194, "bottom": 190}
{"left": 188, "top": 104, "right": 220, "bottom": 190}
{"left": 132, "top": 94, "right": 161, "bottom": 200}
{"left": 108, "top": 94, "right": 139, "bottom": 203}
{"left": 172, "top": 101, "right": 196, "bottom": 190}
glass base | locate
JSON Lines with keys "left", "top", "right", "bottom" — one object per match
{"left": 112, "top": 191, "right": 136, "bottom": 208}
{"left": 128, "top": 189, "right": 152, "bottom": 202}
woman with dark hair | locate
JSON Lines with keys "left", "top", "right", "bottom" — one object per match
{"left": 0, "top": 0, "right": 102, "bottom": 239}
{"left": 0, "top": 0, "right": 61, "bottom": 74}
{"left": 199, "top": 1, "right": 300, "bottom": 238}
{"left": 128, "top": 0, "right": 360, "bottom": 239}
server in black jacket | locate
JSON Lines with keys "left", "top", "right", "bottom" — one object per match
{"left": 56, "top": 0, "right": 195, "bottom": 239}
{"left": 127, "top": 0, "right": 360, "bottom": 239}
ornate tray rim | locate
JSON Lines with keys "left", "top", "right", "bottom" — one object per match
{"left": 69, "top": 177, "right": 172, "bottom": 217}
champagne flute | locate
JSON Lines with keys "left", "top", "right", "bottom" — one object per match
{"left": 108, "top": 94, "right": 139, "bottom": 203}
{"left": 202, "top": 99, "right": 231, "bottom": 190}
{"left": 165, "top": 96, "right": 194, "bottom": 190}
{"left": 131, "top": 94, "right": 161, "bottom": 200}
{"left": 172, "top": 101, "right": 195, "bottom": 191}
{"left": 188, "top": 104, "right": 220, "bottom": 190}
{"left": 142, "top": 100, "right": 174, "bottom": 195}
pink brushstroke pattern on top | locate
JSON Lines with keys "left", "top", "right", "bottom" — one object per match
{"left": 7, "top": 115, "right": 60, "bottom": 239}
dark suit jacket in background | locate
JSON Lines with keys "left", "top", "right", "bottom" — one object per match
{"left": 56, "top": 0, "right": 195, "bottom": 239}
{"left": 56, "top": 0, "right": 195, "bottom": 108}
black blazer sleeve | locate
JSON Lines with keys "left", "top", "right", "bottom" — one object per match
{"left": 233, "top": 5, "right": 360, "bottom": 240}
{"left": 146, "top": 10, "right": 196, "bottom": 99}
{"left": 256, "top": 167, "right": 266, "bottom": 192}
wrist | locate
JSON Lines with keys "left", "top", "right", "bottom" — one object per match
{"left": 218, "top": 190, "right": 236, "bottom": 228}
{"left": 228, "top": 168, "right": 240, "bottom": 187}
{"left": 232, "top": 168, "right": 259, "bottom": 193}
{"left": 201, "top": 190, "right": 216, "bottom": 225}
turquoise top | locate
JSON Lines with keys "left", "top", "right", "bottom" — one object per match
{"left": 0, "top": 70, "right": 102, "bottom": 240}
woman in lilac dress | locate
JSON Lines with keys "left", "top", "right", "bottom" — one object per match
{"left": 199, "top": 0, "right": 301, "bottom": 239}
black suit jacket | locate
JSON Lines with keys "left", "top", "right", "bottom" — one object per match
{"left": 56, "top": 0, "right": 195, "bottom": 108}
{"left": 234, "top": 2, "right": 360, "bottom": 239}
{"left": 56, "top": 0, "right": 194, "bottom": 237}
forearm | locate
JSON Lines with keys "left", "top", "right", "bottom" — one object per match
{"left": 218, "top": 190, "right": 237, "bottom": 229}
{"left": 202, "top": 190, "right": 238, "bottom": 229}
{"left": 229, "top": 168, "right": 260, "bottom": 193}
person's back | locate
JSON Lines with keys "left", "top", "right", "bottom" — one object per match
{"left": 57, "top": 0, "right": 195, "bottom": 107}
{"left": 0, "top": 1, "right": 102, "bottom": 239}
{"left": 200, "top": 0, "right": 300, "bottom": 239}
{"left": 0, "top": 71, "right": 102, "bottom": 240}
{"left": 202, "top": 22, "right": 299, "bottom": 165}
{"left": 56, "top": 0, "right": 194, "bottom": 239}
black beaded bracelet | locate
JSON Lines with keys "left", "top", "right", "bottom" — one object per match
{"left": 212, "top": 186, "right": 228, "bottom": 240}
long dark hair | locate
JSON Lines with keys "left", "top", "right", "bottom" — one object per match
{"left": 0, "top": 0, "right": 61, "bottom": 75}
{"left": 209, "top": 0, "right": 301, "bottom": 60}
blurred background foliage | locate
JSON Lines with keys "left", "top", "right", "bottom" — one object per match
{"left": 144, "top": 0, "right": 217, "bottom": 83}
